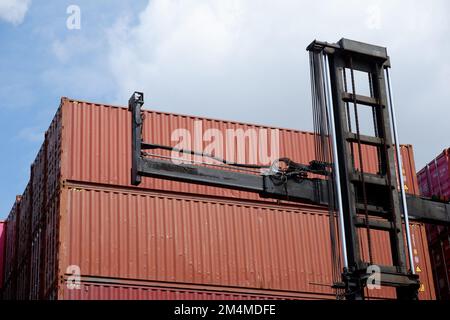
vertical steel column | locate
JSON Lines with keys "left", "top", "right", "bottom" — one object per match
{"left": 322, "top": 52, "right": 349, "bottom": 269}
{"left": 385, "top": 68, "right": 415, "bottom": 274}
{"left": 129, "top": 92, "right": 144, "bottom": 186}
{"left": 308, "top": 38, "right": 419, "bottom": 300}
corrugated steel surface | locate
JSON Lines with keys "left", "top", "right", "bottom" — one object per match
{"left": 417, "top": 148, "right": 450, "bottom": 300}
{"left": 0, "top": 221, "right": 5, "bottom": 289}
{"left": 60, "top": 99, "right": 419, "bottom": 200}
{"left": 400, "top": 145, "right": 420, "bottom": 195}
{"left": 426, "top": 225, "right": 450, "bottom": 247}
{"left": 2, "top": 97, "right": 433, "bottom": 300}
{"left": 429, "top": 237, "right": 450, "bottom": 300}
{"left": 57, "top": 183, "right": 435, "bottom": 300}
{"left": 43, "top": 193, "right": 60, "bottom": 299}
{"left": 17, "top": 183, "right": 32, "bottom": 266}
{"left": 418, "top": 148, "right": 450, "bottom": 201}
{"left": 62, "top": 278, "right": 332, "bottom": 300}
{"left": 46, "top": 107, "right": 62, "bottom": 203}
{"left": 16, "top": 259, "right": 30, "bottom": 300}
{"left": 31, "top": 144, "right": 47, "bottom": 234}
{"left": 28, "top": 191, "right": 60, "bottom": 300}
{"left": 3, "top": 196, "right": 21, "bottom": 295}
{"left": 29, "top": 228, "right": 43, "bottom": 300}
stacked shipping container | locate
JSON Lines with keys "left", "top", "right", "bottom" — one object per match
{"left": 1, "top": 97, "right": 435, "bottom": 300}
{"left": 417, "top": 148, "right": 450, "bottom": 300}
{"left": 0, "top": 221, "right": 5, "bottom": 291}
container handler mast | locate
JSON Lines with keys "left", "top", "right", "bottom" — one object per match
{"left": 129, "top": 38, "right": 450, "bottom": 300}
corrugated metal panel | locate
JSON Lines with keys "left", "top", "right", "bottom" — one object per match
{"left": 30, "top": 111, "right": 61, "bottom": 236}
{"left": 408, "top": 222, "right": 436, "bottom": 298}
{"left": 2, "top": 277, "right": 14, "bottom": 300}
{"left": 357, "top": 221, "right": 435, "bottom": 299}
{"left": 46, "top": 107, "right": 62, "bottom": 203}
{"left": 43, "top": 193, "right": 60, "bottom": 299}
{"left": 426, "top": 225, "right": 449, "bottom": 247}
{"left": 3, "top": 197, "right": 20, "bottom": 288}
{"left": 17, "top": 183, "right": 32, "bottom": 266}
{"left": 16, "top": 259, "right": 30, "bottom": 300}
{"left": 2, "top": 97, "right": 431, "bottom": 300}
{"left": 29, "top": 228, "right": 43, "bottom": 300}
{"left": 60, "top": 99, "right": 419, "bottom": 201}
{"left": 57, "top": 183, "right": 435, "bottom": 300}
{"left": 401, "top": 145, "right": 419, "bottom": 195}
{"left": 0, "top": 221, "right": 6, "bottom": 289}
{"left": 62, "top": 278, "right": 332, "bottom": 300}
{"left": 417, "top": 148, "right": 450, "bottom": 300}
{"left": 429, "top": 238, "right": 450, "bottom": 300}
{"left": 418, "top": 148, "right": 450, "bottom": 200}
{"left": 31, "top": 143, "right": 47, "bottom": 234}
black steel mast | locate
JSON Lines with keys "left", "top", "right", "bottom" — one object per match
{"left": 128, "top": 39, "right": 450, "bottom": 300}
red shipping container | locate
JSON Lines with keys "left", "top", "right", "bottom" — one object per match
{"left": 17, "top": 183, "right": 32, "bottom": 267}
{"left": 53, "top": 183, "right": 435, "bottom": 300}
{"left": 3, "top": 196, "right": 21, "bottom": 288}
{"left": 429, "top": 239, "right": 450, "bottom": 300}
{"left": 3, "top": 97, "right": 434, "bottom": 300}
{"left": 63, "top": 278, "right": 332, "bottom": 300}
{"left": 0, "top": 221, "right": 6, "bottom": 289}
{"left": 417, "top": 148, "right": 450, "bottom": 300}
{"left": 61, "top": 98, "right": 420, "bottom": 199}
{"left": 16, "top": 260, "right": 30, "bottom": 300}
{"left": 418, "top": 148, "right": 450, "bottom": 201}
{"left": 29, "top": 228, "right": 43, "bottom": 300}
{"left": 418, "top": 151, "right": 450, "bottom": 237}
{"left": 31, "top": 144, "right": 47, "bottom": 234}
{"left": 426, "top": 225, "right": 449, "bottom": 246}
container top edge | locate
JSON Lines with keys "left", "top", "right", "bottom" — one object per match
{"left": 61, "top": 97, "right": 331, "bottom": 134}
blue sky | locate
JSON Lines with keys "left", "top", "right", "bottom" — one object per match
{"left": 0, "top": 0, "right": 147, "bottom": 218}
{"left": 1, "top": 0, "right": 449, "bottom": 218}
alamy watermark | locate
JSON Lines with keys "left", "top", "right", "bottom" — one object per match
{"left": 170, "top": 120, "right": 280, "bottom": 170}
{"left": 366, "top": 264, "right": 381, "bottom": 290}
{"left": 66, "top": 265, "right": 81, "bottom": 290}
{"left": 66, "top": 5, "right": 81, "bottom": 30}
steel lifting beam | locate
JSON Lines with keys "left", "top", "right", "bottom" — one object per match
{"left": 129, "top": 91, "right": 450, "bottom": 226}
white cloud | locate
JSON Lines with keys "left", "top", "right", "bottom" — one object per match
{"left": 46, "top": 31, "right": 115, "bottom": 102}
{"left": 0, "top": 0, "right": 31, "bottom": 25}
{"left": 365, "top": 4, "right": 382, "bottom": 30}
{"left": 51, "top": 35, "right": 100, "bottom": 63}
{"left": 105, "top": 0, "right": 450, "bottom": 168}
{"left": 17, "top": 126, "right": 44, "bottom": 143}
